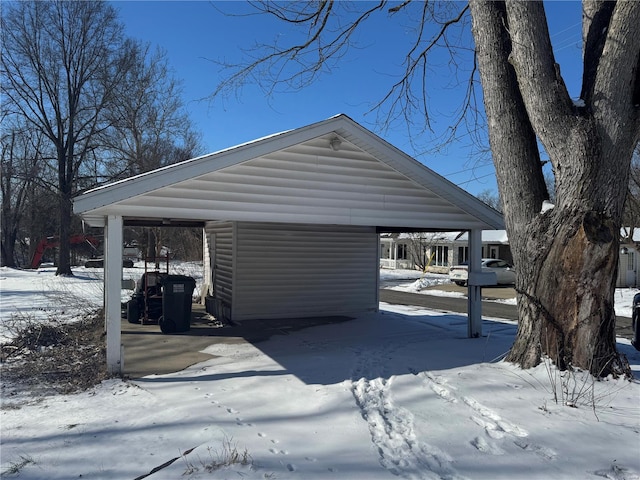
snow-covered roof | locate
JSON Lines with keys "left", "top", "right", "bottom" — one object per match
{"left": 384, "top": 227, "right": 640, "bottom": 245}
{"left": 384, "top": 230, "right": 509, "bottom": 244}
{"left": 620, "top": 227, "right": 640, "bottom": 243}
{"left": 74, "top": 114, "right": 504, "bottom": 231}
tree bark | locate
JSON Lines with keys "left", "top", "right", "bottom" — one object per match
{"left": 56, "top": 190, "right": 73, "bottom": 276}
{"left": 1, "top": 134, "right": 18, "bottom": 268}
{"left": 470, "top": 0, "right": 638, "bottom": 377}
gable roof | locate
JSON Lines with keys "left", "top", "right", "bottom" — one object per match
{"left": 73, "top": 114, "right": 504, "bottom": 231}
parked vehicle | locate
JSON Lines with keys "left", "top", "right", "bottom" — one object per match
{"left": 85, "top": 258, "right": 134, "bottom": 268}
{"left": 449, "top": 259, "right": 516, "bottom": 286}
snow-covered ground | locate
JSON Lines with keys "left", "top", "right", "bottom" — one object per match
{"left": 1, "top": 264, "right": 639, "bottom": 479}
{"left": 0, "top": 262, "right": 206, "bottom": 343}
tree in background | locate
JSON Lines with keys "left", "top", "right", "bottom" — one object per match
{"left": 104, "top": 41, "right": 200, "bottom": 180}
{"left": 213, "top": 1, "right": 638, "bottom": 377}
{"left": 404, "top": 233, "right": 442, "bottom": 272}
{"left": 1, "top": 1, "right": 129, "bottom": 275}
{"left": 475, "top": 189, "right": 502, "bottom": 213}
{"left": 1, "top": 3, "right": 202, "bottom": 270}
{"left": 103, "top": 40, "right": 202, "bottom": 263}
{"left": 0, "top": 120, "right": 43, "bottom": 267}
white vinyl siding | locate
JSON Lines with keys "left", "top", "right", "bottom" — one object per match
{"left": 76, "top": 116, "right": 504, "bottom": 232}
{"left": 204, "top": 221, "right": 234, "bottom": 308}
{"left": 617, "top": 249, "right": 637, "bottom": 287}
{"left": 232, "top": 222, "right": 378, "bottom": 321}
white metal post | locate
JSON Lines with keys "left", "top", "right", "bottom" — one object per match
{"left": 393, "top": 238, "right": 397, "bottom": 269}
{"left": 105, "top": 215, "right": 123, "bottom": 374}
{"left": 201, "top": 229, "right": 209, "bottom": 304}
{"left": 375, "top": 233, "right": 380, "bottom": 311}
{"left": 467, "top": 229, "right": 483, "bottom": 337}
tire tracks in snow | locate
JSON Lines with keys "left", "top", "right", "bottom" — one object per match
{"left": 351, "top": 347, "right": 466, "bottom": 480}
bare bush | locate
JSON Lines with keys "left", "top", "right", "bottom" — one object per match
{"left": 1, "top": 309, "right": 110, "bottom": 399}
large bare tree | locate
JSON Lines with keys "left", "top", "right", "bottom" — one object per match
{"left": 1, "top": 1, "right": 129, "bottom": 275}
{"left": 471, "top": 1, "right": 638, "bottom": 377}
{"left": 213, "top": 1, "right": 639, "bottom": 376}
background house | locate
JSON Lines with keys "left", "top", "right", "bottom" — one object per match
{"left": 619, "top": 227, "right": 640, "bottom": 288}
{"left": 380, "top": 230, "right": 512, "bottom": 273}
{"left": 382, "top": 228, "right": 639, "bottom": 289}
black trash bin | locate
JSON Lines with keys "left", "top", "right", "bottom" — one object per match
{"left": 158, "top": 275, "right": 196, "bottom": 334}
{"left": 632, "top": 293, "right": 640, "bottom": 351}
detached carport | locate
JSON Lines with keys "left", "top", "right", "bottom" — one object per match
{"left": 73, "top": 114, "right": 504, "bottom": 374}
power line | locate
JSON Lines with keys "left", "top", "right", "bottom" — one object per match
{"left": 455, "top": 171, "right": 496, "bottom": 187}
{"left": 440, "top": 162, "right": 494, "bottom": 178}
{"left": 550, "top": 21, "right": 581, "bottom": 39}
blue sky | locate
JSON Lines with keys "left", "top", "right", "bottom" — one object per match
{"left": 113, "top": 1, "right": 583, "bottom": 197}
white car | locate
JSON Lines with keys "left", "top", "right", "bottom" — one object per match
{"left": 448, "top": 259, "right": 516, "bottom": 286}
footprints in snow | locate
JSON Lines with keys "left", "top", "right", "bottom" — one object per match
{"left": 462, "top": 396, "right": 528, "bottom": 439}
{"left": 261, "top": 436, "right": 297, "bottom": 473}
{"left": 199, "top": 387, "right": 323, "bottom": 474}
{"left": 409, "top": 367, "right": 556, "bottom": 461}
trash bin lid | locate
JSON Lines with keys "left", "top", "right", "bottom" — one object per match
{"left": 160, "top": 275, "right": 196, "bottom": 289}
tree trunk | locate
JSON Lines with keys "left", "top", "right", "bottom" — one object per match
{"left": 470, "top": 0, "right": 637, "bottom": 377}
{"left": 511, "top": 208, "right": 622, "bottom": 374}
{"left": 56, "top": 191, "right": 73, "bottom": 276}
{"left": 1, "top": 189, "right": 18, "bottom": 268}
{"left": 56, "top": 145, "right": 73, "bottom": 276}
{"left": 1, "top": 225, "right": 18, "bottom": 268}
{"left": 146, "top": 228, "right": 157, "bottom": 266}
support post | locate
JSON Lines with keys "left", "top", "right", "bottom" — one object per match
{"left": 201, "top": 229, "right": 209, "bottom": 304}
{"left": 392, "top": 238, "right": 397, "bottom": 269}
{"left": 104, "top": 215, "right": 123, "bottom": 374}
{"left": 467, "top": 229, "right": 483, "bottom": 338}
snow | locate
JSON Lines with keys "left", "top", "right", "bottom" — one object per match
{"left": 541, "top": 200, "right": 555, "bottom": 213}
{"left": 1, "top": 264, "right": 639, "bottom": 479}
{"left": 0, "top": 263, "right": 205, "bottom": 343}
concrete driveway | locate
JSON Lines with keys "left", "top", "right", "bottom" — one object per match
{"left": 121, "top": 305, "right": 352, "bottom": 378}
{"left": 122, "top": 286, "right": 634, "bottom": 379}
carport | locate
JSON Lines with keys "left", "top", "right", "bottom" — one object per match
{"left": 73, "top": 114, "right": 504, "bottom": 374}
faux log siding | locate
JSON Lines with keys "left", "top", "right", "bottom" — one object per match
{"left": 204, "top": 221, "right": 234, "bottom": 308}
{"left": 233, "top": 222, "right": 379, "bottom": 320}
